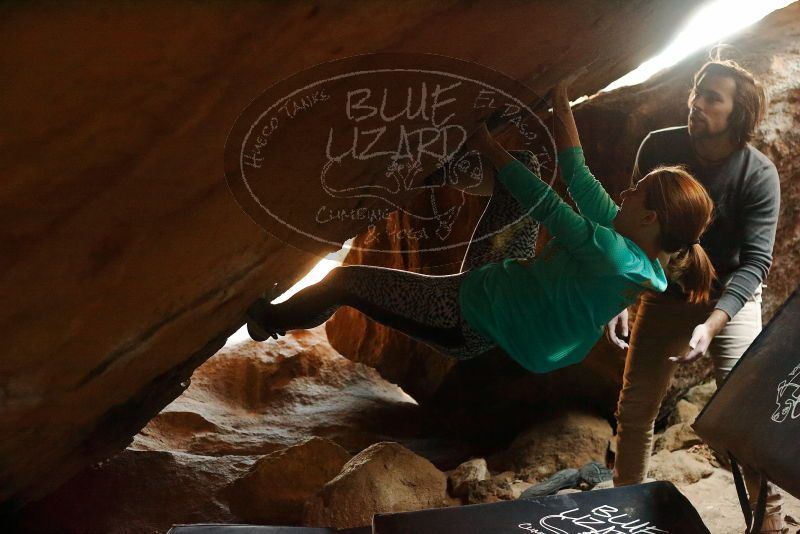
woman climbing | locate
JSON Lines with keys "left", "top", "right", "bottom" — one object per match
{"left": 245, "top": 76, "right": 717, "bottom": 374}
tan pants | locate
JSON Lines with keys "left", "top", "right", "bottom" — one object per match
{"left": 613, "top": 286, "right": 784, "bottom": 525}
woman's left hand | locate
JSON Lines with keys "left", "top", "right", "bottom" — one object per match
{"left": 552, "top": 66, "right": 588, "bottom": 100}
{"left": 669, "top": 323, "right": 713, "bottom": 364}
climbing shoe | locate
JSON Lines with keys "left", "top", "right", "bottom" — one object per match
{"left": 245, "top": 284, "right": 286, "bottom": 341}
{"left": 519, "top": 468, "right": 580, "bottom": 499}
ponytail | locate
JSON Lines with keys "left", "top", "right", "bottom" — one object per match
{"left": 669, "top": 243, "right": 717, "bottom": 305}
{"left": 640, "top": 165, "right": 716, "bottom": 304}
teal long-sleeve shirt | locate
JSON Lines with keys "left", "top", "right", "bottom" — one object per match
{"left": 458, "top": 147, "right": 667, "bottom": 373}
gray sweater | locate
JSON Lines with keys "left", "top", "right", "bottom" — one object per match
{"left": 633, "top": 126, "right": 781, "bottom": 319}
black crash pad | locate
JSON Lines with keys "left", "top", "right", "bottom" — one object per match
{"left": 167, "top": 525, "right": 371, "bottom": 534}
{"left": 373, "top": 481, "right": 709, "bottom": 533}
{"left": 694, "top": 286, "right": 800, "bottom": 498}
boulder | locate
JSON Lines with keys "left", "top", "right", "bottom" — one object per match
{"left": 302, "top": 442, "right": 447, "bottom": 529}
{"left": 506, "top": 411, "right": 612, "bottom": 481}
{"left": 686, "top": 444, "right": 723, "bottom": 469}
{"left": 448, "top": 458, "right": 489, "bottom": 498}
{"left": 668, "top": 399, "right": 701, "bottom": 426}
{"left": 492, "top": 471, "right": 517, "bottom": 484}
{"left": 684, "top": 381, "right": 717, "bottom": 410}
{"left": 11, "top": 450, "right": 256, "bottom": 534}
{"left": 223, "top": 437, "right": 352, "bottom": 525}
{"left": 647, "top": 450, "right": 714, "bottom": 485}
{"left": 6, "top": 0, "right": 800, "bottom": 519}
{"left": 510, "top": 480, "right": 534, "bottom": 499}
{"left": 464, "top": 479, "right": 515, "bottom": 505}
{"left": 655, "top": 423, "right": 703, "bottom": 452}
{"left": 593, "top": 480, "right": 615, "bottom": 491}
{"left": 458, "top": 469, "right": 522, "bottom": 504}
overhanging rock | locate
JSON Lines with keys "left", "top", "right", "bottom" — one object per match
{"left": 1, "top": 0, "right": 701, "bottom": 509}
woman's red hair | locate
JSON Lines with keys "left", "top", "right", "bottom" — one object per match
{"left": 640, "top": 166, "right": 717, "bottom": 304}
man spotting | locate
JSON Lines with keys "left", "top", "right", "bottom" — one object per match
{"left": 607, "top": 59, "right": 784, "bottom": 533}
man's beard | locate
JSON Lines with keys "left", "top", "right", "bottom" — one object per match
{"left": 688, "top": 119, "right": 730, "bottom": 142}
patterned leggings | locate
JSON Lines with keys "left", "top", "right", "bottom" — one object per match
{"left": 264, "top": 151, "right": 541, "bottom": 359}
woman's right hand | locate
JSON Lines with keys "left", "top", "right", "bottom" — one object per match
{"left": 605, "top": 308, "right": 630, "bottom": 350}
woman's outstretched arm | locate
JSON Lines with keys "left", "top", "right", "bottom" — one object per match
{"left": 551, "top": 75, "right": 618, "bottom": 227}
{"left": 552, "top": 77, "right": 582, "bottom": 150}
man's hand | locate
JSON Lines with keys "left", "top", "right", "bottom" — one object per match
{"left": 605, "top": 308, "right": 629, "bottom": 350}
{"left": 670, "top": 309, "right": 731, "bottom": 364}
{"left": 669, "top": 323, "right": 712, "bottom": 363}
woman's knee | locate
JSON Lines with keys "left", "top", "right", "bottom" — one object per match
{"left": 325, "top": 265, "right": 345, "bottom": 284}
{"left": 326, "top": 264, "right": 403, "bottom": 308}
{"left": 328, "top": 264, "right": 376, "bottom": 289}
{"left": 615, "top": 394, "right": 663, "bottom": 427}
{"left": 322, "top": 265, "right": 358, "bottom": 303}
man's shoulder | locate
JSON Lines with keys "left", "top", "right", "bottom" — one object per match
{"left": 643, "top": 126, "right": 690, "bottom": 146}
{"left": 743, "top": 143, "right": 778, "bottom": 174}
{"left": 636, "top": 126, "right": 692, "bottom": 173}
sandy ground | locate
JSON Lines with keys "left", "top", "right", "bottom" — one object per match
{"left": 680, "top": 468, "right": 800, "bottom": 534}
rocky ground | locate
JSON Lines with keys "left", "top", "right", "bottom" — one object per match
{"left": 13, "top": 328, "right": 799, "bottom": 533}
{"left": 683, "top": 470, "right": 800, "bottom": 534}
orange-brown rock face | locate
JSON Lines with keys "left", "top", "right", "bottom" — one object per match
{"left": 1, "top": 0, "right": 702, "bottom": 508}
{"left": 12, "top": 328, "right": 424, "bottom": 533}
{"left": 130, "top": 329, "right": 421, "bottom": 457}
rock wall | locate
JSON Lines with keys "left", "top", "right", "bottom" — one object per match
{"left": 0, "top": 0, "right": 701, "bottom": 508}
{"left": 12, "top": 329, "right": 425, "bottom": 534}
